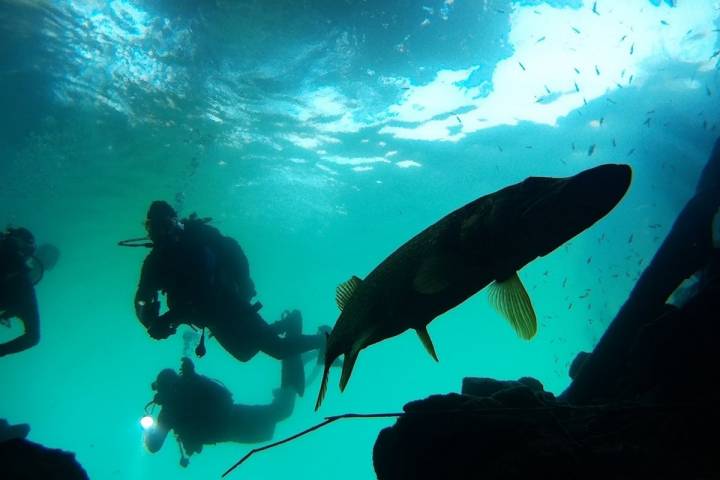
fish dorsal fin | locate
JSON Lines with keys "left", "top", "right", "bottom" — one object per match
{"left": 415, "top": 326, "right": 439, "bottom": 362}
{"left": 336, "top": 275, "right": 362, "bottom": 311}
{"left": 487, "top": 272, "right": 537, "bottom": 340}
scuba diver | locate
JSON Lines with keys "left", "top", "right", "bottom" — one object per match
{"left": 0, "top": 227, "right": 59, "bottom": 357}
{"left": 131, "top": 201, "right": 330, "bottom": 394}
{"left": 143, "top": 356, "right": 301, "bottom": 466}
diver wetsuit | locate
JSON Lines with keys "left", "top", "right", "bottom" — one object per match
{"left": 134, "top": 210, "right": 323, "bottom": 364}
{"left": 0, "top": 231, "right": 40, "bottom": 357}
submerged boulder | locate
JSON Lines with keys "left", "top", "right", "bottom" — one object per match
{"left": 0, "top": 438, "right": 89, "bottom": 480}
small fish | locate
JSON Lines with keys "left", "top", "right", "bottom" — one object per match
{"left": 649, "top": 223, "right": 662, "bottom": 229}
{"left": 599, "top": 117, "right": 604, "bottom": 126}
{"left": 627, "top": 148, "right": 635, "bottom": 156}
{"left": 660, "top": 20, "right": 669, "bottom": 26}
{"left": 543, "top": 270, "right": 549, "bottom": 276}
{"left": 568, "top": 303, "right": 573, "bottom": 310}
{"left": 630, "top": 43, "right": 635, "bottom": 55}
{"left": 574, "top": 82, "right": 580, "bottom": 92}
{"left": 646, "top": 110, "right": 655, "bottom": 115}
{"left": 707, "top": 86, "right": 712, "bottom": 96}
{"left": 571, "top": 142, "right": 576, "bottom": 151}
{"left": 456, "top": 115, "right": 462, "bottom": 124}
{"left": 628, "top": 233, "right": 634, "bottom": 243}
{"left": 574, "top": 67, "right": 580, "bottom": 74}
{"left": 595, "top": 65, "right": 601, "bottom": 76}
{"left": 615, "top": 82, "right": 624, "bottom": 89}
{"left": 612, "top": 138, "right": 617, "bottom": 147}
{"left": 562, "top": 277, "right": 567, "bottom": 288}
{"left": 525, "top": 145, "right": 533, "bottom": 149}
{"left": 498, "top": 145, "right": 504, "bottom": 152}
{"left": 572, "top": 26, "right": 581, "bottom": 34}
{"left": 621, "top": 69, "right": 626, "bottom": 78}
{"left": 588, "top": 144, "right": 596, "bottom": 156}
{"left": 606, "top": 98, "right": 617, "bottom": 105}
{"left": 592, "top": 1, "right": 599, "bottom": 15}
{"left": 643, "top": 117, "right": 651, "bottom": 127}
{"left": 711, "top": 50, "right": 720, "bottom": 60}
{"left": 536, "top": 36, "right": 546, "bottom": 43}
{"left": 519, "top": 62, "right": 526, "bottom": 71}
{"left": 579, "top": 291, "right": 590, "bottom": 299}
{"left": 583, "top": 97, "right": 588, "bottom": 106}
{"left": 628, "top": 75, "right": 634, "bottom": 84}
{"left": 620, "top": 34, "right": 627, "bottom": 42}
{"left": 544, "top": 85, "right": 551, "bottom": 94}
{"left": 586, "top": 256, "right": 592, "bottom": 264}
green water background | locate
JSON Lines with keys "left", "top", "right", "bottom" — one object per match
{"left": 1, "top": 0, "right": 718, "bottom": 478}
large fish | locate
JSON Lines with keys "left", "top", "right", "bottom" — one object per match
{"left": 315, "top": 164, "right": 632, "bottom": 409}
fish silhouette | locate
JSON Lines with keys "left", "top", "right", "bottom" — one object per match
{"left": 315, "top": 164, "right": 632, "bottom": 409}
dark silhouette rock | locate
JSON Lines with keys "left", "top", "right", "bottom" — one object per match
{"left": 0, "top": 438, "right": 89, "bottom": 480}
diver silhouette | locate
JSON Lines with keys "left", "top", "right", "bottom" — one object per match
{"left": 143, "top": 356, "right": 302, "bottom": 466}
{"left": 0, "top": 227, "right": 59, "bottom": 357}
{"left": 132, "top": 201, "right": 328, "bottom": 394}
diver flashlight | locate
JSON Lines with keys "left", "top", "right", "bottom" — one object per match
{"left": 140, "top": 416, "right": 154, "bottom": 430}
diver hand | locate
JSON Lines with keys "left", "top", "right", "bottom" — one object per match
{"left": 180, "top": 357, "right": 195, "bottom": 376}
{"left": 139, "top": 300, "right": 161, "bottom": 328}
{"left": 147, "top": 317, "right": 176, "bottom": 340}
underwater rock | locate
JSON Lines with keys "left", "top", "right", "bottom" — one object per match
{"left": 374, "top": 375, "right": 720, "bottom": 480}
{"left": 0, "top": 438, "right": 89, "bottom": 480}
{"left": 0, "top": 419, "right": 30, "bottom": 442}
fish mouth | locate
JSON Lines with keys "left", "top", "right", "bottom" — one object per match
{"left": 520, "top": 164, "right": 632, "bottom": 254}
{"left": 564, "top": 164, "right": 632, "bottom": 215}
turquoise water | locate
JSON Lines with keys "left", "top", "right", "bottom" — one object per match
{"left": 1, "top": 0, "right": 718, "bottom": 478}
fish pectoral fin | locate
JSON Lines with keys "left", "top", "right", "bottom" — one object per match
{"left": 336, "top": 275, "right": 362, "bottom": 311}
{"left": 415, "top": 326, "right": 439, "bottom": 361}
{"left": 413, "top": 256, "right": 454, "bottom": 294}
{"left": 487, "top": 272, "right": 537, "bottom": 340}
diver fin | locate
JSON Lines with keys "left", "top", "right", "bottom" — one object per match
{"left": 413, "top": 256, "right": 454, "bottom": 294}
{"left": 336, "top": 276, "right": 362, "bottom": 311}
{"left": 314, "top": 363, "right": 331, "bottom": 411}
{"left": 415, "top": 327, "right": 439, "bottom": 361}
{"left": 487, "top": 272, "right": 537, "bottom": 340}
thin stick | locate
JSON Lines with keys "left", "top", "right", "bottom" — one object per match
{"left": 221, "top": 413, "right": 403, "bottom": 477}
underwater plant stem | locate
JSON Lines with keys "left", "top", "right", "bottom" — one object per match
{"left": 221, "top": 413, "right": 403, "bottom": 477}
